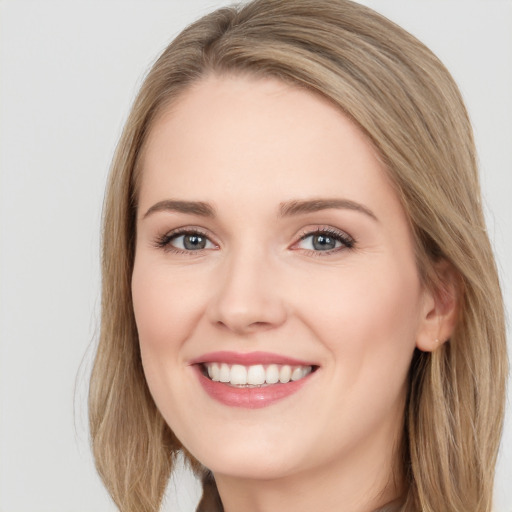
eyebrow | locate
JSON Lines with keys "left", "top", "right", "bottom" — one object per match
{"left": 143, "top": 200, "right": 216, "bottom": 219}
{"left": 279, "top": 198, "right": 378, "bottom": 221}
{"left": 142, "top": 197, "right": 377, "bottom": 221}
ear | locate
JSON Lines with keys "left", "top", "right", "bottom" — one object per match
{"left": 416, "top": 260, "right": 460, "bottom": 352}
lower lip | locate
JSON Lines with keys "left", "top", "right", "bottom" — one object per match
{"left": 194, "top": 366, "right": 313, "bottom": 409}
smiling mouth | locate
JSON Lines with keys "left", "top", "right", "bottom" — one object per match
{"left": 201, "top": 363, "right": 317, "bottom": 387}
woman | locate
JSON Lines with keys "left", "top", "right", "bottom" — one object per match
{"left": 88, "top": 1, "right": 508, "bottom": 511}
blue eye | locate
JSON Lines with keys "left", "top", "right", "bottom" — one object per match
{"left": 172, "top": 233, "right": 213, "bottom": 250}
{"left": 156, "top": 230, "right": 215, "bottom": 252}
{"left": 297, "top": 229, "right": 354, "bottom": 252}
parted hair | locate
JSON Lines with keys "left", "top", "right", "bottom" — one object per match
{"left": 88, "top": 1, "right": 508, "bottom": 511}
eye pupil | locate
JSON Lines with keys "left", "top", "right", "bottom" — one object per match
{"left": 313, "top": 234, "right": 336, "bottom": 251}
{"left": 183, "top": 234, "right": 206, "bottom": 250}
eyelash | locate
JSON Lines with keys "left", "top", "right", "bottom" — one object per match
{"left": 296, "top": 227, "right": 355, "bottom": 256}
{"left": 153, "top": 228, "right": 214, "bottom": 255}
{"left": 153, "top": 226, "right": 355, "bottom": 256}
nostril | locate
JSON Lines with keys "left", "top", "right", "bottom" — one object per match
{"left": 248, "top": 321, "right": 272, "bottom": 330}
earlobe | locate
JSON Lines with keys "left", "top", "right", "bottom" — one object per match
{"left": 416, "top": 260, "right": 460, "bottom": 352}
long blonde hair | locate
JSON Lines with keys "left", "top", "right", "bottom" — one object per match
{"left": 89, "top": 1, "right": 508, "bottom": 510}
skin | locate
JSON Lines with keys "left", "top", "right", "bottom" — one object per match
{"left": 132, "top": 74, "right": 452, "bottom": 512}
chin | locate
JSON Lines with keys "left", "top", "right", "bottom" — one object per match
{"left": 206, "top": 455, "right": 299, "bottom": 481}
{"left": 184, "top": 433, "right": 306, "bottom": 481}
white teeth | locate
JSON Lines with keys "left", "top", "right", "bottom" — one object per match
{"left": 291, "top": 366, "right": 304, "bottom": 381}
{"left": 204, "top": 362, "right": 313, "bottom": 386}
{"left": 279, "top": 365, "right": 292, "bottom": 383}
{"left": 219, "top": 363, "right": 230, "bottom": 382}
{"left": 247, "top": 364, "right": 266, "bottom": 385}
{"left": 208, "top": 362, "right": 220, "bottom": 381}
{"left": 266, "top": 364, "right": 280, "bottom": 384}
{"left": 230, "top": 364, "right": 247, "bottom": 385}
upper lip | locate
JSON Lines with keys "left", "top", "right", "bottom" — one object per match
{"left": 189, "top": 351, "right": 317, "bottom": 367}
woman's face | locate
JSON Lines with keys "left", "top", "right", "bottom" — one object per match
{"left": 132, "top": 75, "right": 434, "bottom": 485}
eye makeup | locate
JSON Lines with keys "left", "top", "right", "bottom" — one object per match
{"left": 153, "top": 227, "right": 217, "bottom": 254}
{"left": 152, "top": 224, "right": 356, "bottom": 257}
{"left": 294, "top": 227, "right": 355, "bottom": 255}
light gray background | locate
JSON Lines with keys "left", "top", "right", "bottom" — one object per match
{"left": 0, "top": 1, "right": 510, "bottom": 511}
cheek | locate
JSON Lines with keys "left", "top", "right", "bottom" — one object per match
{"left": 131, "top": 259, "right": 206, "bottom": 361}
{"left": 287, "top": 259, "right": 422, "bottom": 454}
{"left": 298, "top": 257, "right": 422, "bottom": 385}
{"left": 131, "top": 258, "right": 211, "bottom": 438}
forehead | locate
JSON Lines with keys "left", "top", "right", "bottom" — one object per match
{"left": 138, "top": 74, "right": 399, "bottom": 219}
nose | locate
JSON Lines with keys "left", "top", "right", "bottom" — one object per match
{"left": 207, "top": 248, "right": 287, "bottom": 335}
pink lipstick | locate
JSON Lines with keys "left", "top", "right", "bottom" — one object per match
{"left": 190, "top": 351, "right": 318, "bottom": 409}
